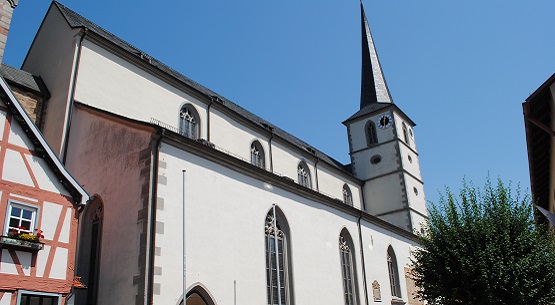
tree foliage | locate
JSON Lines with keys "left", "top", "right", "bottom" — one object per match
{"left": 411, "top": 178, "right": 555, "bottom": 305}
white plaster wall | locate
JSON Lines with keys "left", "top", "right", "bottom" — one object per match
{"left": 271, "top": 141, "right": 316, "bottom": 187}
{"left": 2, "top": 149, "right": 34, "bottom": 187}
{"left": 25, "top": 156, "right": 70, "bottom": 196}
{"left": 209, "top": 108, "right": 270, "bottom": 165}
{"left": 0, "top": 248, "right": 18, "bottom": 274}
{"left": 41, "top": 201, "right": 63, "bottom": 241}
{"left": 359, "top": 222, "right": 418, "bottom": 302}
{"left": 75, "top": 42, "right": 207, "bottom": 137}
{"left": 50, "top": 247, "right": 69, "bottom": 280}
{"left": 348, "top": 111, "right": 396, "bottom": 153}
{"left": 0, "top": 292, "right": 12, "bottom": 305}
{"left": 393, "top": 112, "right": 417, "bottom": 151}
{"left": 155, "top": 143, "right": 417, "bottom": 305}
{"left": 364, "top": 174, "right": 405, "bottom": 216}
{"left": 351, "top": 141, "right": 399, "bottom": 181}
{"left": 315, "top": 166, "right": 362, "bottom": 209}
{"left": 398, "top": 144, "right": 422, "bottom": 180}
{"left": 22, "top": 7, "right": 80, "bottom": 155}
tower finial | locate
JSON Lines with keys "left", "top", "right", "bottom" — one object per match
{"left": 360, "top": 1, "right": 393, "bottom": 109}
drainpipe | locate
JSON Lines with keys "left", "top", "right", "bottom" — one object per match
{"left": 61, "top": 28, "right": 87, "bottom": 164}
{"left": 268, "top": 131, "right": 274, "bottom": 172}
{"left": 147, "top": 129, "right": 164, "bottom": 305}
{"left": 314, "top": 157, "right": 320, "bottom": 191}
{"left": 358, "top": 204, "right": 370, "bottom": 305}
{"left": 207, "top": 97, "right": 214, "bottom": 142}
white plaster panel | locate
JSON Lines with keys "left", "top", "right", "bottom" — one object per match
{"left": 49, "top": 247, "right": 68, "bottom": 280}
{"left": 22, "top": 8, "right": 80, "bottom": 155}
{"left": 0, "top": 110, "right": 6, "bottom": 137}
{"left": 75, "top": 42, "right": 207, "bottom": 137}
{"left": 16, "top": 250, "right": 32, "bottom": 276}
{"left": 352, "top": 141, "right": 398, "bottom": 181}
{"left": 8, "top": 116, "right": 35, "bottom": 150}
{"left": 36, "top": 245, "right": 51, "bottom": 277}
{"left": 0, "top": 292, "right": 12, "bottom": 305}
{"left": 0, "top": 248, "right": 18, "bottom": 274}
{"left": 58, "top": 207, "right": 72, "bottom": 243}
{"left": 364, "top": 174, "right": 405, "bottom": 215}
{"left": 41, "top": 201, "right": 63, "bottom": 241}
{"left": 2, "top": 149, "right": 34, "bottom": 187}
{"left": 154, "top": 143, "right": 417, "bottom": 305}
{"left": 25, "top": 154, "right": 70, "bottom": 196}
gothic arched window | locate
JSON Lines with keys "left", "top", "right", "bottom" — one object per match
{"left": 402, "top": 122, "right": 409, "bottom": 145}
{"left": 179, "top": 104, "right": 200, "bottom": 140}
{"left": 366, "top": 121, "right": 378, "bottom": 146}
{"left": 340, "top": 231, "right": 359, "bottom": 305}
{"left": 251, "top": 141, "right": 265, "bottom": 169}
{"left": 297, "top": 162, "right": 311, "bottom": 188}
{"left": 265, "top": 206, "right": 292, "bottom": 305}
{"left": 343, "top": 184, "right": 353, "bottom": 206}
{"left": 387, "top": 246, "right": 401, "bottom": 298}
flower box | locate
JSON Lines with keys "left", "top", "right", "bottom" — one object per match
{"left": 0, "top": 235, "right": 44, "bottom": 251}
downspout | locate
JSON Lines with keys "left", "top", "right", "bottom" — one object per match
{"left": 314, "top": 157, "right": 320, "bottom": 191}
{"left": 147, "top": 129, "right": 164, "bottom": 305}
{"left": 358, "top": 202, "right": 370, "bottom": 305}
{"left": 61, "top": 28, "right": 87, "bottom": 164}
{"left": 268, "top": 131, "right": 274, "bottom": 172}
{"left": 207, "top": 97, "right": 214, "bottom": 142}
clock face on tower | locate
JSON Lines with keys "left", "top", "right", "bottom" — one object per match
{"left": 377, "top": 114, "right": 393, "bottom": 129}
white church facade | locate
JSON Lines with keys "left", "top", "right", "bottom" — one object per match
{"left": 7, "top": 1, "right": 427, "bottom": 305}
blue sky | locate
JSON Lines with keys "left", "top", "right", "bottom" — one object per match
{"left": 4, "top": 1, "right": 555, "bottom": 205}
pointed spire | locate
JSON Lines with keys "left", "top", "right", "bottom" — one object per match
{"left": 360, "top": 1, "right": 393, "bottom": 109}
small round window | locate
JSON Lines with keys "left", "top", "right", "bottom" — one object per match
{"left": 408, "top": 155, "right": 412, "bottom": 163}
{"left": 413, "top": 187, "right": 418, "bottom": 196}
{"left": 370, "top": 155, "right": 382, "bottom": 164}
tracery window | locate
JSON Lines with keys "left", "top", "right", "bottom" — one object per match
{"left": 343, "top": 185, "right": 353, "bottom": 206}
{"left": 402, "top": 122, "right": 409, "bottom": 145}
{"left": 387, "top": 246, "right": 402, "bottom": 298}
{"left": 265, "top": 207, "right": 291, "bottom": 305}
{"left": 251, "top": 141, "right": 265, "bottom": 169}
{"left": 366, "top": 121, "right": 378, "bottom": 146}
{"left": 340, "top": 233, "right": 357, "bottom": 305}
{"left": 297, "top": 162, "right": 311, "bottom": 188}
{"left": 179, "top": 104, "right": 200, "bottom": 140}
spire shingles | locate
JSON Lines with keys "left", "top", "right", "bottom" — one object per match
{"left": 360, "top": 1, "right": 393, "bottom": 109}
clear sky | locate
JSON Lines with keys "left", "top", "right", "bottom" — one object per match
{"left": 4, "top": 0, "right": 555, "bottom": 205}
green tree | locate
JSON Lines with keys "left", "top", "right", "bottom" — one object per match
{"left": 411, "top": 178, "right": 555, "bottom": 305}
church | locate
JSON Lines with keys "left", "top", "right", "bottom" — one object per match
{"left": 1, "top": 1, "right": 427, "bottom": 305}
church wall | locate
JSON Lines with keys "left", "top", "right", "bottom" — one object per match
{"left": 209, "top": 107, "right": 270, "bottom": 165}
{"left": 155, "top": 142, "right": 416, "bottom": 305}
{"left": 21, "top": 7, "right": 79, "bottom": 156}
{"left": 63, "top": 106, "right": 155, "bottom": 305}
{"left": 359, "top": 221, "right": 418, "bottom": 302}
{"left": 398, "top": 143, "right": 422, "bottom": 180}
{"left": 271, "top": 140, "right": 316, "bottom": 186}
{"left": 314, "top": 165, "right": 362, "bottom": 208}
{"left": 351, "top": 141, "right": 399, "bottom": 181}
{"left": 347, "top": 111, "right": 395, "bottom": 153}
{"left": 75, "top": 41, "right": 208, "bottom": 137}
{"left": 363, "top": 174, "right": 405, "bottom": 216}
{"left": 393, "top": 112, "right": 417, "bottom": 151}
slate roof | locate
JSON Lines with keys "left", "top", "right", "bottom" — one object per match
{"left": 0, "top": 63, "right": 50, "bottom": 97}
{"left": 51, "top": 1, "right": 355, "bottom": 178}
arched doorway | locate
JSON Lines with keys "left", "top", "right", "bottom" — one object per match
{"left": 178, "top": 284, "right": 216, "bottom": 305}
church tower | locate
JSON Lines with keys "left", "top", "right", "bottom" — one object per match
{"left": 344, "top": 2, "right": 427, "bottom": 232}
